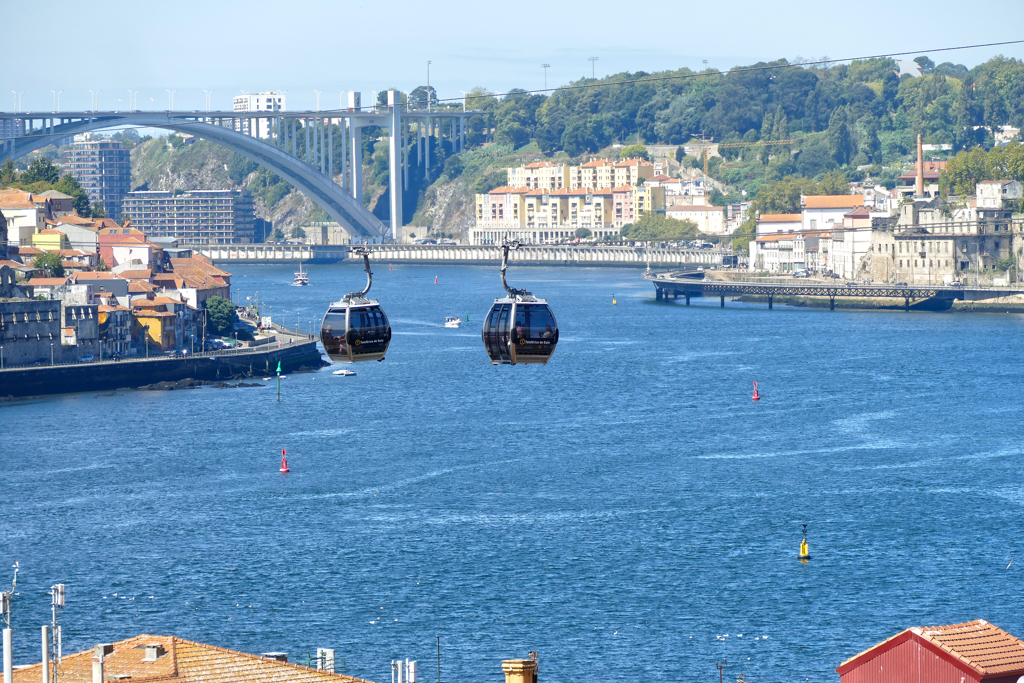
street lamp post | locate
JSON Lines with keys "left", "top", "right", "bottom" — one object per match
{"left": 314, "top": 90, "right": 323, "bottom": 112}
{"left": 50, "top": 90, "right": 63, "bottom": 114}
{"left": 50, "top": 342, "right": 54, "bottom": 365}
{"left": 588, "top": 56, "right": 599, "bottom": 79}
{"left": 427, "top": 61, "right": 432, "bottom": 111}
{"left": 1, "top": 345, "right": 4, "bottom": 369}
{"left": 166, "top": 90, "right": 176, "bottom": 111}
{"left": 541, "top": 64, "right": 550, "bottom": 89}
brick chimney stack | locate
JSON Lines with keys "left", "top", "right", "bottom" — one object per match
{"left": 916, "top": 134, "right": 924, "bottom": 196}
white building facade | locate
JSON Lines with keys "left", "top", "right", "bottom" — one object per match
{"left": 232, "top": 92, "right": 286, "bottom": 138}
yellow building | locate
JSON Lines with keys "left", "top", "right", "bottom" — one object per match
{"left": 131, "top": 296, "right": 192, "bottom": 352}
{"left": 507, "top": 162, "right": 570, "bottom": 190}
{"left": 32, "top": 228, "right": 70, "bottom": 251}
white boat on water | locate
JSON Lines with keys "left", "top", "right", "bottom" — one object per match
{"left": 293, "top": 262, "right": 309, "bottom": 286}
{"left": 444, "top": 316, "right": 462, "bottom": 328}
{"left": 333, "top": 368, "right": 357, "bottom": 376}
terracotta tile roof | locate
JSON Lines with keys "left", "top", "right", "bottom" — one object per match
{"left": 132, "top": 299, "right": 162, "bottom": 307}
{"left": 93, "top": 218, "right": 123, "bottom": 230}
{"left": 592, "top": 187, "right": 614, "bottom": 195}
{"left": 151, "top": 296, "right": 183, "bottom": 306}
{"left": 525, "top": 189, "right": 547, "bottom": 196}
{"left": 135, "top": 310, "right": 176, "bottom": 317}
{"left": 612, "top": 185, "right": 635, "bottom": 192}
{"left": 114, "top": 237, "right": 150, "bottom": 246}
{"left": 524, "top": 162, "right": 556, "bottom": 169}
{"left": 38, "top": 229, "right": 67, "bottom": 236}
{"left": 648, "top": 174, "right": 674, "bottom": 182}
{"left": 73, "top": 272, "right": 117, "bottom": 280}
{"left": 118, "top": 269, "right": 153, "bottom": 280}
{"left": 580, "top": 159, "right": 612, "bottom": 168}
{"left": 844, "top": 207, "right": 871, "bottom": 218}
{"left": 171, "top": 257, "right": 231, "bottom": 278}
{"left": 54, "top": 215, "right": 99, "bottom": 226}
{"left": 0, "top": 259, "right": 33, "bottom": 270}
{"left": 838, "top": 620, "right": 1024, "bottom": 677}
{"left": 12, "top": 635, "right": 372, "bottom": 683}
{"left": 759, "top": 214, "right": 802, "bottom": 222}
{"left": 13, "top": 247, "right": 45, "bottom": 255}
{"left": 0, "top": 200, "right": 38, "bottom": 210}
{"left": 61, "top": 260, "right": 83, "bottom": 268}
{"left": 487, "top": 186, "right": 530, "bottom": 195}
{"left": 978, "top": 179, "right": 1014, "bottom": 185}
{"left": 59, "top": 249, "right": 90, "bottom": 257}
{"left": 802, "top": 195, "right": 864, "bottom": 209}
{"left": 129, "top": 281, "right": 158, "bottom": 293}
{"left": 25, "top": 278, "right": 69, "bottom": 286}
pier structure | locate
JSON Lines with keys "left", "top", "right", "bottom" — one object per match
{"left": 645, "top": 271, "right": 1021, "bottom": 310}
{"left": 365, "top": 244, "right": 730, "bottom": 267}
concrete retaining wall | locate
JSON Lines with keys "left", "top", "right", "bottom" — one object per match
{"left": 0, "top": 340, "right": 322, "bottom": 398}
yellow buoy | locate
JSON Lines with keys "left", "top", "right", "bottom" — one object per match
{"left": 799, "top": 538, "right": 810, "bottom": 561}
{"left": 612, "top": 295, "right": 617, "bottom": 305}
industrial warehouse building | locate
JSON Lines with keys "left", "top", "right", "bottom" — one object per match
{"left": 837, "top": 619, "right": 1024, "bottom": 683}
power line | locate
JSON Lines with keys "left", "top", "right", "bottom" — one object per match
{"left": 1, "top": 38, "right": 1022, "bottom": 142}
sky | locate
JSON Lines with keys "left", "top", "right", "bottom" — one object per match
{"left": 3, "top": 0, "right": 1024, "bottom": 114}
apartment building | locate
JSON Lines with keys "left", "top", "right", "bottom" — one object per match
{"left": 121, "top": 190, "right": 256, "bottom": 245}
{"left": 507, "top": 162, "right": 570, "bottom": 190}
{"left": 569, "top": 158, "right": 654, "bottom": 190}
{"left": 233, "top": 91, "right": 286, "bottom": 138}
{"left": 66, "top": 140, "right": 131, "bottom": 221}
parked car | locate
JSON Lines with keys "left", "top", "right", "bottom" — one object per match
{"left": 78, "top": 355, "right": 95, "bottom": 362}
{"left": 950, "top": 280, "right": 963, "bottom": 287}
{"left": 896, "top": 282, "right": 908, "bottom": 286}
{"left": 793, "top": 270, "right": 810, "bottom": 278}
{"left": 846, "top": 282, "right": 858, "bottom": 287}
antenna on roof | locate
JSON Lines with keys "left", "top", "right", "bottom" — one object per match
{"left": 51, "top": 584, "right": 65, "bottom": 683}
{"left": 1, "top": 563, "right": 18, "bottom": 629}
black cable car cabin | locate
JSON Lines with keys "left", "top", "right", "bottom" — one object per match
{"left": 481, "top": 241, "right": 558, "bottom": 365}
{"left": 320, "top": 249, "right": 392, "bottom": 363}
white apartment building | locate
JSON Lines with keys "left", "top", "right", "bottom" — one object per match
{"left": 233, "top": 91, "right": 286, "bottom": 138}
{"left": 666, "top": 204, "right": 726, "bottom": 235}
{"left": 507, "top": 162, "right": 570, "bottom": 191}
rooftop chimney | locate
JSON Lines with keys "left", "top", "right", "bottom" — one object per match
{"left": 502, "top": 654, "right": 538, "bottom": 683}
{"left": 260, "top": 653, "right": 287, "bottom": 663}
{"left": 92, "top": 657, "right": 103, "bottom": 683}
{"left": 916, "top": 134, "right": 924, "bottom": 197}
{"left": 143, "top": 645, "right": 165, "bottom": 662}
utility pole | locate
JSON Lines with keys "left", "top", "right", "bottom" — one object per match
{"left": 427, "top": 61, "right": 432, "bottom": 111}
{"left": 588, "top": 57, "right": 599, "bottom": 79}
{"left": 541, "top": 64, "right": 550, "bottom": 89}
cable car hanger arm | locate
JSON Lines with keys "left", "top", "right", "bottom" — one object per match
{"left": 500, "top": 240, "right": 530, "bottom": 298}
{"left": 347, "top": 247, "right": 373, "bottom": 300}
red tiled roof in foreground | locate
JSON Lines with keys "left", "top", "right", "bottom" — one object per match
{"left": 12, "top": 635, "right": 373, "bottom": 683}
{"left": 11, "top": 634, "right": 376, "bottom": 683}
{"left": 837, "top": 620, "right": 1024, "bottom": 677}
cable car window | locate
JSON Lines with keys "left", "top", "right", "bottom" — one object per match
{"left": 513, "top": 304, "right": 556, "bottom": 342}
{"left": 321, "top": 312, "right": 349, "bottom": 359}
{"left": 483, "top": 303, "right": 512, "bottom": 363}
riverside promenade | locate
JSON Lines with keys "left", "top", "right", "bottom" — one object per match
{"left": 0, "top": 325, "right": 322, "bottom": 398}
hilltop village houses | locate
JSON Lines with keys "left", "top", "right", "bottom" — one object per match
{"left": 470, "top": 158, "right": 736, "bottom": 245}
{"left": 0, "top": 188, "right": 234, "bottom": 365}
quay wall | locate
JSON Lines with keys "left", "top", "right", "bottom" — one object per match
{"left": 0, "top": 339, "right": 322, "bottom": 398}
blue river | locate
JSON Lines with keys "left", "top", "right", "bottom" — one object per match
{"left": 3, "top": 263, "right": 1023, "bottom": 683}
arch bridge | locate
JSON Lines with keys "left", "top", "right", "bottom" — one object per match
{"left": 0, "top": 92, "right": 477, "bottom": 242}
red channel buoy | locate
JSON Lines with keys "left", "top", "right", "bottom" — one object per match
{"left": 434, "top": 275, "right": 438, "bottom": 284}
{"left": 752, "top": 381, "right": 761, "bottom": 401}
{"left": 389, "top": 263, "right": 393, "bottom": 271}
{"left": 279, "top": 448, "right": 290, "bottom": 473}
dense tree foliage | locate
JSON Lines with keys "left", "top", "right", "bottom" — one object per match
{"left": 620, "top": 214, "right": 700, "bottom": 240}
{"left": 32, "top": 252, "right": 65, "bottom": 277}
{"left": 940, "top": 141, "right": 1024, "bottom": 197}
{"left": 753, "top": 171, "right": 851, "bottom": 214}
{"left": 204, "top": 296, "right": 236, "bottom": 335}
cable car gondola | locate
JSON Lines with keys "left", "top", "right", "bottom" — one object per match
{"left": 320, "top": 248, "right": 391, "bottom": 363}
{"left": 482, "top": 240, "right": 558, "bottom": 365}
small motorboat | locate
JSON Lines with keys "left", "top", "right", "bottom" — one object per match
{"left": 333, "top": 368, "right": 357, "bottom": 376}
{"left": 444, "top": 315, "right": 462, "bottom": 328}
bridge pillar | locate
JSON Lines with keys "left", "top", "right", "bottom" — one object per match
{"left": 768, "top": 295, "right": 773, "bottom": 310}
{"left": 830, "top": 297, "right": 835, "bottom": 311}
{"left": 424, "top": 117, "right": 431, "bottom": 181}
{"left": 720, "top": 295, "right": 725, "bottom": 308}
{"left": 388, "top": 92, "right": 403, "bottom": 241}
{"left": 656, "top": 288, "right": 662, "bottom": 301}
{"left": 685, "top": 293, "right": 690, "bottom": 306}
{"left": 904, "top": 297, "right": 910, "bottom": 312}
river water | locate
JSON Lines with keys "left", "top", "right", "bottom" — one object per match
{"left": 4, "top": 263, "right": 1024, "bottom": 683}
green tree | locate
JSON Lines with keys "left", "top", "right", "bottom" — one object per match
{"left": 620, "top": 214, "right": 700, "bottom": 241}
{"left": 827, "top": 109, "right": 854, "bottom": 165}
{"left": 203, "top": 295, "right": 236, "bottom": 336}
{"left": 575, "top": 227, "right": 592, "bottom": 238}
{"left": 33, "top": 252, "right": 65, "bottom": 277}
{"left": 619, "top": 144, "right": 649, "bottom": 160}
{"left": 816, "top": 170, "right": 849, "bottom": 195}
{"left": 270, "top": 227, "right": 285, "bottom": 241}
{"left": 290, "top": 225, "right": 306, "bottom": 239}
{"left": 20, "top": 156, "right": 61, "bottom": 185}
{"left": 0, "top": 158, "right": 16, "bottom": 186}
{"left": 940, "top": 146, "right": 990, "bottom": 196}
{"left": 91, "top": 201, "right": 107, "bottom": 218}
{"left": 54, "top": 174, "right": 92, "bottom": 216}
